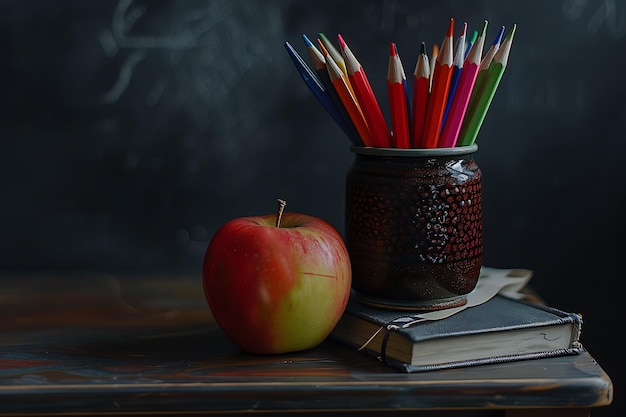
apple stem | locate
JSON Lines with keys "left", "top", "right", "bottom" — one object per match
{"left": 276, "top": 199, "right": 287, "bottom": 228}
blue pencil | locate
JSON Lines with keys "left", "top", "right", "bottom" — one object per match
{"left": 441, "top": 22, "right": 467, "bottom": 136}
{"left": 284, "top": 41, "right": 356, "bottom": 142}
{"left": 301, "top": 34, "right": 363, "bottom": 146}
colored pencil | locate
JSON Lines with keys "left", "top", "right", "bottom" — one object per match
{"left": 411, "top": 42, "right": 430, "bottom": 148}
{"left": 429, "top": 43, "right": 439, "bottom": 90}
{"left": 302, "top": 34, "right": 362, "bottom": 145}
{"left": 338, "top": 34, "right": 391, "bottom": 148}
{"left": 457, "top": 24, "right": 516, "bottom": 147}
{"left": 420, "top": 18, "right": 455, "bottom": 148}
{"left": 441, "top": 21, "right": 467, "bottom": 136}
{"left": 387, "top": 42, "right": 410, "bottom": 148}
{"left": 439, "top": 20, "right": 488, "bottom": 148}
{"left": 319, "top": 33, "right": 347, "bottom": 78}
{"left": 397, "top": 44, "right": 412, "bottom": 139}
{"left": 318, "top": 32, "right": 357, "bottom": 99}
{"left": 463, "top": 25, "right": 505, "bottom": 129}
{"left": 284, "top": 41, "right": 355, "bottom": 140}
{"left": 465, "top": 30, "right": 478, "bottom": 59}
{"left": 320, "top": 40, "right": 375, "bottom": 147}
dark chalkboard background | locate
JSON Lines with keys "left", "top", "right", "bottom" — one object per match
{"left": 1, "top": 1, "right": 624, "bottom": 414}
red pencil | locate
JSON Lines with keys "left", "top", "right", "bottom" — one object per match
{"left": 411, "top": 42, "right": 430, "bottom": 148}
{"left": 420, "top": 18, "right": 455, "bottom": 148}
{"left": 387, "top": 43, "right": 410, "bottom": 148}
{"left": 338, "top": 34, "right": 391, "bottom": 148}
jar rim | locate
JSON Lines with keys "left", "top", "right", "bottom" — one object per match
{"left": 351, "top": 144, "right": 478, "bottom": 157}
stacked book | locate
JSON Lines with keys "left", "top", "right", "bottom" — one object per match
{"left": 330, "top": 267, "right": 583, "bottom": 373}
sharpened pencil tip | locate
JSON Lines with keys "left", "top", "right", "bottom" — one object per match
{"left": 481, "top": 20, "right": 488, "bottom": 37}
{"left": 469, "top": 30, "right": 478, "bottom": 44}
{"left": 337, "top": 33, "right": 346, "bottom": 49}
{"left": 494, "top": 26, "right": 505, "bottom": 45}
{"left": 317, "top": 38, "right": 329, "bottom": 56}
{"left": 447, "top": 18, "right": 454, "bottom": 37}
{"left": 390, "top": 42, "right": 396, "bottom": 56}
{"left": 302, "top": 33, "right": 313, "bottom": 48}
{"left": 420, "top": 42, "right": 426, "bottom": 55}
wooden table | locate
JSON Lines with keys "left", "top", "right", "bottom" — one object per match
{"left": 0, "top": 273, "right": 613, "bottom": 416}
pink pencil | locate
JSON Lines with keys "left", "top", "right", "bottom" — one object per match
{"left": 439, "top": 21, "right": 488, "bottom": 148}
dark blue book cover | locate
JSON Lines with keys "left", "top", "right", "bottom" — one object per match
{"left": 331, "top": 293, "right": 583, "bottom": 373}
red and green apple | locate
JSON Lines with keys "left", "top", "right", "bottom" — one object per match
{"left": 202, "top": 199, "right": 352, "bottom": 354}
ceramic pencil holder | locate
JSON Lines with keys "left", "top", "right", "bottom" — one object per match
{"left": 345, "top": 144, "right": 482, "bottom": 311}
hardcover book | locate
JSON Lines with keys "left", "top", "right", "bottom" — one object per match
{"left": 331, "top": 269, "right": 583, "bottom": 373}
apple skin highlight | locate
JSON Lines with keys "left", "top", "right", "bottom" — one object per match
{"left": 202, "top": 212, "right": 352, "bottom": 354}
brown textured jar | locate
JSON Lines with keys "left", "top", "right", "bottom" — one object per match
{"left": 345, "top": 145, "right": 482, "bottom": 310}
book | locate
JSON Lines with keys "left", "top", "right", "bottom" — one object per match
{"left": 331, "top": 268, "right": 583, "bottom": 373}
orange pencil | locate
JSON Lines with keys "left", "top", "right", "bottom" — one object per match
{"left": 421, "top": 18, "right": 455, "bottom": 148}
{"left": 318, "top": 32, "right": 356, "bottom": 99}
{"left": 338, "top": 34, "right": 391, "bottom": 148}
{"left": 320, "top": 40, "right": 375, "bottom": 147}
{"left": 302, "top": 34, "right": 362, "bottom": 145}
{"left": 411, "top": 42, "right": 430, "bottom": 147}
{"left": 387, "top": 42, "right": 410, "bottom": 148}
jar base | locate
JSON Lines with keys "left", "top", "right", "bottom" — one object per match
{"left": 352, "top": 292, "right": 467, "bottom": 311}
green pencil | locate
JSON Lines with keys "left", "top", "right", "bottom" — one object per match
{"left": 318, "top": 33, "right": 348, "bottom": 79}
{"left": 457, "top": 24, "right": 501, "bottom": 145}
{"left": 457, "top": 24, "right": 516, "bottom": 147}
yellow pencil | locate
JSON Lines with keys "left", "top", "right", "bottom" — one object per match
{"left": 319, "top": 32, "right": 356, "bottom": 98}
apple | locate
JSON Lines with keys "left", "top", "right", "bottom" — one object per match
{"left": 202, "top": 199, "right": 352, "bottom": 354}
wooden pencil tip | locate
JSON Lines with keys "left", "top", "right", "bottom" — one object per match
{"left": 481, "top": 20, "right": 489, "bottom": 36}
{"left": 447, "top": 18, "right": 454, "bottom": 37}
{"left": 461, "top": 22, "right": 467, "bottom": 36}
{"left": 420, "top": 42, "right": 426, "bottom": 55}
{"left": 390, "top": 42, "right": 396, "bottom": 56}
{"left": 337, "top": 33, "right": 346, "bottom": 49}
{"left": 302, "top": 33, "right": 313, "bottom": 47}
{"left": 317, "top": 38, "right": 329, "bottom": 56}
{"left": 495, "top": 25, "right": 505, "bottom": 44}
{"left": 470, "top": 30, "right": 478, "bottom": 43}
